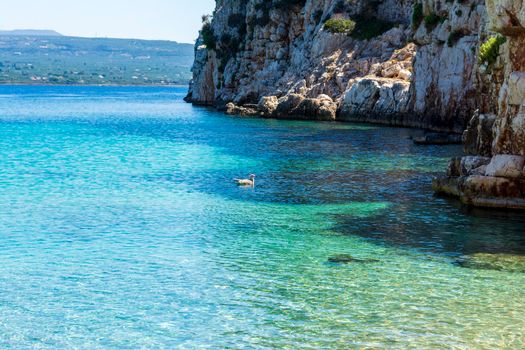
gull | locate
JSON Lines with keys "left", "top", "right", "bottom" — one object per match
{"left": 234, "top": 174, "right": 256, "bottom": 186}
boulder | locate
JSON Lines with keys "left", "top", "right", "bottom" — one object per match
{"left": 258, "top": 96, "right": 279, "bottom": 116}
{"left": 485, "top": 155, "right": 525, "bottom": 178}
{"left": 397, "top": 69, "right": 412, "bottom": 81}
{"left": 340, "top": 78, "right": 411, "bottom": 120}
{"left": 381, "top": 63, "right": 403, "bottom": 78}
{"left": 274, "top": 94, "right": 305, "bottom": 117}
{"left": 460, "top": 156, "right": 491, "bottom": 176}
{"left": 273, "top": 94, "right": 336, "bottom": 121}
{"left": 225, "top": 103, "right": 259, "bottom": 117}
{"left": 328, "top": 254, "right": 380, "bottom": 264}
{"left": 456, "top": 253, "right": 525, "bottom": 273}
{"left": 433, "top": 174, "right": 525, "bottom": 209}
{"left": 294, "top": 95, "right": 337, "bottom": 121}
{"left": 341, "top": 79, "right": 380, "bottom": 116}
{"left": 470, "top": 165, "right": 488, "bottom": 176}
{"left": 462, "top": 175, "right": 525, "bottom": 199}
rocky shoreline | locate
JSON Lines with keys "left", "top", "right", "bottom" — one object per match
{"left": 186, "top": 0, "right": 525, "bottom": 209}
{"left": 432, "top": 0, "right": 525, "bottom": 210}
{"left": 433, "top": 155, "right": 525, "bottom": 209}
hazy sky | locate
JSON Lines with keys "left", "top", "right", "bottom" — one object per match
{"left": 0, "top": 0, "right": 216, "bottom": 43}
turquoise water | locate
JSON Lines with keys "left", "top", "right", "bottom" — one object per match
{"left": 0, "top": 86, "right": 524, "bottom": 349}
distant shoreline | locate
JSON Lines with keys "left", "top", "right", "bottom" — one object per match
{"left": 0, "top": 83, "right": 189, "bottom": 88}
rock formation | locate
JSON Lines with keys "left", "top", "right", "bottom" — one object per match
{"left": 185, "top": 0, "right": 525, "bottom": 209}
{"left": 433, "top": 0, "right": 525, "bottom": 209}
{"left": 186, "top": 0, "right": 485, "bottom": 131}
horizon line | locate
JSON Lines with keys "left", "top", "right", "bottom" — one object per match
{"left": 0, "top": 28, "right": 197, "bottom": 44}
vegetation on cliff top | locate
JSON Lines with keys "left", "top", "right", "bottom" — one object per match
{"left": 478, "top": 35, "right": 506, "bottom": 67}
{"left": 324, "top": 16, "right": 395, "bottom": 40}
{"left": 325, "top": 0, "right": 397, "bottom": 40}
{"left": 324, "top": 18, "right": 356, "bottom": 34}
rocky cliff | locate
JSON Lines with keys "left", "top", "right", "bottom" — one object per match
{"left": 433, "top": 0, "right": 525, "bottom": 209}
{"left": 186, "top": 0, "right": 525, "bottom": 209}
{"left": 186, "top": 0, "right": 487, "bottom": 132}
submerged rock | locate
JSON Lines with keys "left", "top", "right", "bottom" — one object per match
{"left": 328, "top": 254, "right": 380, "bottom": 264}
{"left": 456, "top": 253, "right": 525, "bottom": 273}
{"left": 225, "top": 102, "right": 259, "bottom": 117}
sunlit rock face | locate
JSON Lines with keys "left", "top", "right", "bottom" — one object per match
{"left": 434, "top": 0, "right": 525, "bottom": 209}
{"left": 412, "top": 0, "right": 486, "bottom": 132}
{"left": 486, "top": 0, "right": 525, "bottom": 157}
{"left": 186, "top": 0, "right": 484, "bottom": 132}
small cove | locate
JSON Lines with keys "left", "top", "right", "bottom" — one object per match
{"left": 0, "top": 85, "right": 524, "bottom": 349}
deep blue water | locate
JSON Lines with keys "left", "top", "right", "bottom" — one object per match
{"left": 0, "top": 85, "right": 524, "bottom": 349}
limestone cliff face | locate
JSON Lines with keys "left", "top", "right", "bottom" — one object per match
{"left": 186, "top": 0, "right": 485, "bottom": 132}
{"left": 484, "top": 0, "right": 525, "bottom": 156}
{"left": 432, "top": 0, "right": 525, "bottom": 209}
{"left": 412, "top": 0, "right": 485, "bottom": 131}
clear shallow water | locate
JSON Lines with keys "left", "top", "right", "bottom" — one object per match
{"left": 0, "top": 85, "right": 524, "bottom": 349}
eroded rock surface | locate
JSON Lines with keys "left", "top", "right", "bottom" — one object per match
{"left": 434, "top": 0, "right": 525, "bottom": 209}
{"left": 186, "top": 0, "right": 485, "bottom": 132}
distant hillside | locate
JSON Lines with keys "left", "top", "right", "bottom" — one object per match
{"left": 0, "top": 34, "right": 194, "bottom": 85}
{"left": 0, "top": 29, "right": 62, "bottom": 36}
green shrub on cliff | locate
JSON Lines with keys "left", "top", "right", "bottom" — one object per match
{"left": 324, "top": 16, "right": 394, "bottom": 39}
{"left": 478, "top": 35, "right": 506, "bottom": 67}
{"left": 324, "top": 18, "right": 356, "bottom": 34}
